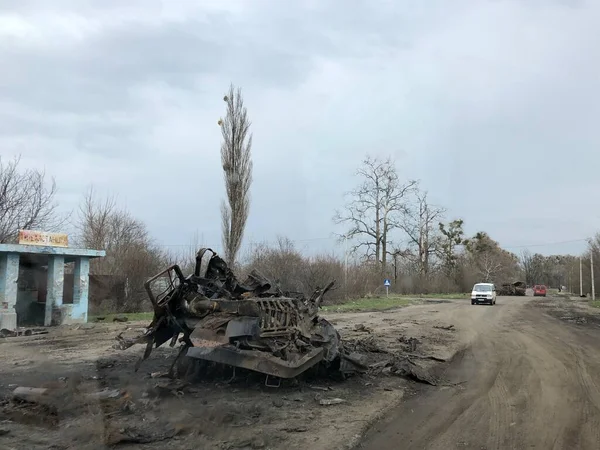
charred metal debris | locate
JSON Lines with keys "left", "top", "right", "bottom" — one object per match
{"left": 497, "top": 281, "right": 526, "bottom": 296}
{"left": 117, "top": 248, "right": 367, "bottom": 381}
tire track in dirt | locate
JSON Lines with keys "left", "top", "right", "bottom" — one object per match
{"left": 571, "top": 346, "right": 600, "bottom": 448}
{"left": 485, "top": 347, "right": 517, "bottom": 449}
{"left": 515, "top": 322, "right": 586, "bottom": 449}
{"left": 359, "top": 301, "right": 519, "bottom": 450}
{"left": 519, "top": 310, "right": 600, "bottom": 449}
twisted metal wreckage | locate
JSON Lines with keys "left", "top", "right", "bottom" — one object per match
{"left": 117, "top": 248, "right": 367, "bottom": 382}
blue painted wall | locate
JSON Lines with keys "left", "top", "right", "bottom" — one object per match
{"left": 0, "top": 244, "right": 104, "bottom": 329}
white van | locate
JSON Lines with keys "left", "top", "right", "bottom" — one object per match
{"left": 471, "top": 282, "right": 496, "bottom": 305}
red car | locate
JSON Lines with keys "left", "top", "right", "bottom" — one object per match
{"left": 533, "top": 285, "right": 547, "bottom": 297}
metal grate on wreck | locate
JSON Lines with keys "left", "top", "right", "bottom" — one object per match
{"left": 256, "top": 298, "right": 300, "bottom": 337}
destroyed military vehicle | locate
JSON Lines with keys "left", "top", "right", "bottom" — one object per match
{"left": 118, "top": 248, "right": 366, "bottom": 381}
{"left": 496, "top": 281, "right": 527, "bottom": 296}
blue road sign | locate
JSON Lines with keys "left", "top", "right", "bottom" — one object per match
{"left": 384, "top": 279, "right": 391, "bottom": 286}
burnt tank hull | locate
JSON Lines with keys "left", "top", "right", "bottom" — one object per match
{"left": 120, "top": 248, "right": 366, "bottom": 379}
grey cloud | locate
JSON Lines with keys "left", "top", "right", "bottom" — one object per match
{"left": 0, "top": 0, "right": 125, "bottom": 13}
{"left": 2, "top": 22, "right": 225, "bottom": 113}
{"left": 0, "top": 0, "right": 460, "bottom": 114}
{"left": 1, "top": 0, "right": 599, "bottom": 258}
{"left": 0, "top": 0, "right": 468, "bottom": 125}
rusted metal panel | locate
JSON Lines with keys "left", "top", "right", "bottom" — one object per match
{"left": 186, "top": 345, "right": 325, "bottom": 379}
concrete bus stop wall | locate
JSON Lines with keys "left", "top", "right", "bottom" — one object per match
{"left": 0, "top": 244, "right": 105, "bottom": 330}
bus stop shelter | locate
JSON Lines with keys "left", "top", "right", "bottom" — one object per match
{"left": 0, "top": 242, "right": 105, "bottom": 331}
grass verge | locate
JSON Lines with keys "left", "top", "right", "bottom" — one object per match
{"left": 322, "top": 297, "right": 415, "bottom": 313}
{"left": 322, "top": 292, "right": 468, "bottom": 313}
{"left": 88, "top": 293, "right": 468, "bottom": 319}
{"left": 396, "top": 292, "right": 469, "bottom": 300}
{"left": 590, "top": 301, "right": 600, "bottom": 308}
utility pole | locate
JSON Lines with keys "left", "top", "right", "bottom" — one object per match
{"left": 592, "top": 251, "right": 596, "bottom": 301}
{"left": 580, "top": 257, "right": 583, "bottom": 296}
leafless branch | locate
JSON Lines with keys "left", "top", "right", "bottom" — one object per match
{"left": 399, "top": 189, "right": 446, "bottom": 276}
{"left": 0, "top": 155, "right": 66, "bottom": 243}
{"left": 76, "top": 187, "right": 169, "bottom": 312}
{"left": 333, "top": 155, "right": 417, "bottom": 274}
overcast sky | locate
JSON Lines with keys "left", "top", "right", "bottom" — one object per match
{"left": 1, "top": 0, "right": 598, "bottom": 258}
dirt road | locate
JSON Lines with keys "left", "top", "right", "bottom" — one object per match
{"left": 2, "top": 295, "right": 600, "bottom": 449}
{"left": 360, "top": 295, "right": 600, "bottom": 450}
{"left": 0, "top": 299, "right": 461, "bottom": 450}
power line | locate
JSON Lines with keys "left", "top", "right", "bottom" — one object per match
{"left": 501, "top": 238, "right": 589, "bottom": 250}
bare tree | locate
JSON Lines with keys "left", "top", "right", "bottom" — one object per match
{"left": 477, "top": 252, "right": 504, "bottom": 282}
{"left": 400, "top": 189, "right": 446, "bottom": 276}
{"left": 218, "top": 84, "right": 253, "bottom": 268}
{"left": 465, "top": 232, "right": 519, "bottom": 283}
{"left": 301, "top": 253, "right": 344, "bottom": 295}
{"left": 77, "top": 187, "right": 117, "bottom": 251}
{"left": 77, "top": 187, "right": 169, "bottom": 312}
{"left": 520, "top": 250, "right": 535, "bottom": 286}
{"left": 388, "top": 247, "right": 411, "bottom": 285}
{"left": 243, "top": 236, "right": 371, "bottom": 302}
{"left": 246, "top": 236, "right": 305, "bottom": 293}
{"left": 437, "top": 219, "right": 465, "bottom": 276}
{"left": 0, "top": 155, "right": 64, "bottom": 243}
{"left": 519, "top": 250, "right": 553, "bottom": 286}
{"left": 333, "top": 156, "right": 417, "bottom": 273}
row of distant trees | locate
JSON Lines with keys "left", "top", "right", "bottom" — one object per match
{"left": 329, "top": 154, "right": 523, "bottom": 293}
{"left": 0, "top": 149, "right": 526, "bottom": 310}
{"left": 1, "top": 85, "right": 595, "bottom": 313}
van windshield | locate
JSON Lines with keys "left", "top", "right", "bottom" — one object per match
{"left": 474, "top": 284, "right": 492, "bottom": 292}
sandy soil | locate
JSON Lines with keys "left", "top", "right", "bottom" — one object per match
{"left": 0, "top": 298, "right": 463, "bottom": 450}
{"left": 360, "top": 294, "right": 600, "bottom": 450}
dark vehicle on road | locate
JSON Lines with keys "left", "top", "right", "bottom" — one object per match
{"left": 497, "top": 281, "right": 527, "bottom": 296}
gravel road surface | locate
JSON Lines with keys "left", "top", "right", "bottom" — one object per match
{"left": 360, "top": 295, "right": 600, "bottom": 450}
